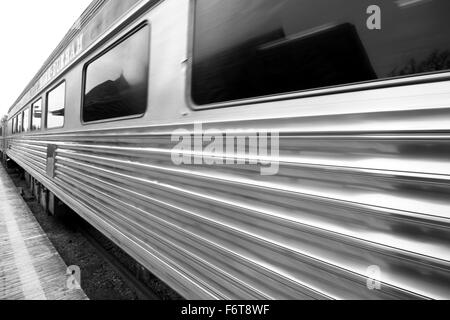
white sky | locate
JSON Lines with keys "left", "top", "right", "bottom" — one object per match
{"left": 0, "top": 0, "right": 93, "bottom": 118}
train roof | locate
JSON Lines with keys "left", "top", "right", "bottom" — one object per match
{"left": 8, "top": 0, "right": 157, "bottom": 118}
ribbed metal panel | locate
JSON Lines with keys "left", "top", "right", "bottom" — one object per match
{"left": 7, "top": 111, "right": 450, "bottom": 300}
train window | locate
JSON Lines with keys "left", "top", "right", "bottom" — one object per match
{"left": 11, "top": 118, "right": 15, "bottom": 134}
{"left": 23, "top": 108, "right": 30, "bottom": 133}
{"left": 17, "top": 113, "right": 23, "bottom": 133}
{"left": 82, "top": 25, "right": 150, "bottom": 123}
{"left": 47, "top": 82, "right": 65, "bottom": 129}
{"left": 31, "top": 99, "right": 43, "bottom": 131}
{"left": 192, "top": 0, "right": 450, "bottom": 106}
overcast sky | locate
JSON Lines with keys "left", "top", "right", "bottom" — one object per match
{"left": 0, "top": 0, "right": 92, "bottom": 118}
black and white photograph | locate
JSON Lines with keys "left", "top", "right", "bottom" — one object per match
{"left": 0, "top": 0, "right": 449, "bottom": 310}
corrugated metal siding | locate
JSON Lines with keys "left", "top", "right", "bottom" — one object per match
{"left": 6, "top": 109, "right": 450, "bottom": 300}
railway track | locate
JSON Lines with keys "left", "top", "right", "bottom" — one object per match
{"left": 8, "top": 166, "right": 182, "bottom": 300}
{"left": 76, "top": 221, "right": 162, "bottom": 300}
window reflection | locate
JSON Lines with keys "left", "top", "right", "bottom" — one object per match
{"left": 193, "top": 0, "right": 450, "bottom": 105}
{"left": 47, "top": 82, "right": 65, "bottom": 129}
{"left": 32, "top": 99, "right": 42, "bottom": 131}
{"left": 17, "top": 113, "right": 23, "bottom": 133}
{"left": 83, "top": 25, "right": 149, "bottom": 123}
{"left": 23, "top": 108, "right": 30, "bottom": 132}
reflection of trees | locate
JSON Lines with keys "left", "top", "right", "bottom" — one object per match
{"left": 84, "top": 75, "right": 130, "bottom": 122}
{"left": 389, "top": 50, "right": 450, "bottom": 77}
{"left": 84, "top": 74, "right": 147, "bottom": 122}
{"left": 193, "top": 23, "right": 376, "bottom": 105}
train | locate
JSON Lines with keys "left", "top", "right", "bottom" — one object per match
{"left": 2, "top": 0, "right": 450, "bottom": 299}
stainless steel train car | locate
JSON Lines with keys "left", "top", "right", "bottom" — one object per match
{"left": 3, "top": 0, "right": 450, "bottom": 299}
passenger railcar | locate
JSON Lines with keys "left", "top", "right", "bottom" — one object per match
{"left": 4, "top": 0, "right": 450, "bottom": 299}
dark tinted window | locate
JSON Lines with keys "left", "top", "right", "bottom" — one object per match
{"left": 47, "top": 82, "right": 65, "bottom": 129}
{"left": 83, "top": 25, "right": 150, "bottom": 123}
{"left": 23, "top": 108, "right": 30, "bottom": 133}
{"left": 31, "top": 99, "right": 43, "bottom": 131}
{"left": 192, "top": 0, "right": 450, "bottom": 105}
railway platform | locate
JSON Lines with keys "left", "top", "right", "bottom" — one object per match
{"left": 0, "top": 165, "right": 87, "bottom": 300}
